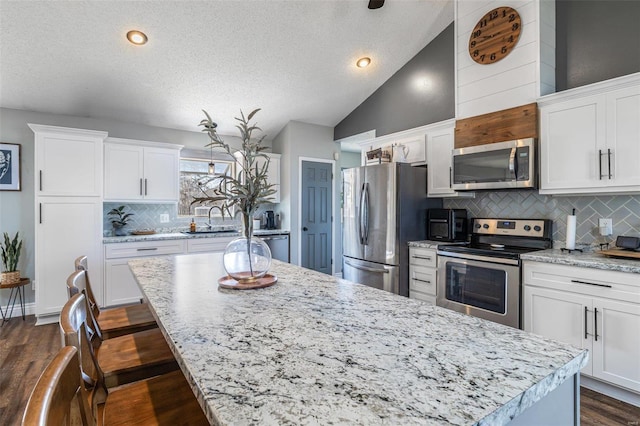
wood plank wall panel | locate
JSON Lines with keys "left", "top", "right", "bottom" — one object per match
{"left": 454, "top": 102, "right": 538, "bottom": 148}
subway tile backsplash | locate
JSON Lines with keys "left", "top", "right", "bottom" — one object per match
{"left": 444, "top": 191, "right": 640, "bottom": 248}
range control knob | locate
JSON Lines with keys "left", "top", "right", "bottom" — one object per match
{"left": 483, "top": 224, "right": 489, "bottom": 229}
{"left": 534, "top": 225, "right": 542, "bottom": 232}
{"left": 524, "top": 225, "right": 531, "bottom": 231}
{"left": 475, "top": 223, "right": 481, "bottom": 229}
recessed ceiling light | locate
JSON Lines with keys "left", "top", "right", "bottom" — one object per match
{"left": 126, "top": 30, "right": 148, "bottom": 46}
{"left": 356, "top": 57, "right": 371, "bottom": 68}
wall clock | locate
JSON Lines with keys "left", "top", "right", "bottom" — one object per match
{"left": 468, "top": 6, "right": 522, "bottom": 65}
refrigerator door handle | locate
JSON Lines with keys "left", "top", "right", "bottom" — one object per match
{"left": 358, "top": 183, "right": 366, "bottom": 245}
{"left": 344, "top": 260, "right": 389, "bottom": 274}
{"left": 363, "top": 182, "right": 370, "bottom": 245}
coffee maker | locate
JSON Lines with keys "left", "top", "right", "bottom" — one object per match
{"left": 263, "top": 211, "right": 276, "bottom": 229}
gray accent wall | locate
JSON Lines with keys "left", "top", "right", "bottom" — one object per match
{"left": 556, "top": 0, "right": 640, "bottom": 91}
{"left": 334, "top": 23, "right": 455, "bottom": 141}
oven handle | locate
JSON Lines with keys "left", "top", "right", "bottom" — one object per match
{"left": 436, "top": 250, "right": 520, "bottom": 266}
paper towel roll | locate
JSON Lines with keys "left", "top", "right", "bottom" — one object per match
{"left": 566, "top": 215, "right": 577, "bottom": 250}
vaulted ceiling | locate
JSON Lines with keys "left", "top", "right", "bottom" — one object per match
{"left": 0, "top": 1, "right": 453, "bottom": 137}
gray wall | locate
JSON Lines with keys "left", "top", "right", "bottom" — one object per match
{"left": 333, "top": 23, "right": 455, "bottom": 141}
{"left": 273, "top": 121, "right": 337, "bottom": 268}
{"left": 556, "top": 0, "right": 640, "bottom": 91}
{"left": 0, "top": 107, "right": 271, "bottom": 307}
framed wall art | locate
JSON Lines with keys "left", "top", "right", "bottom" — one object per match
{"left": 0, "top": 143, "right": 21, "bottom": 191}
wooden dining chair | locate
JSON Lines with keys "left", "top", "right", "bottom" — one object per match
{"left": 62, "top": 279, "right": 178, "bottom": 388}
{"left": 72, "top": 255, "right": 157, "bottom": 339}
{"left": 22, "top": 346, "right": 92, "bottom": 426}
{"left": 58, "top": 294, "right": 209, "bottom": 425}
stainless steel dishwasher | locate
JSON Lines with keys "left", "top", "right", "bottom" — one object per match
{"left": 259, "top": 234, "right": 290, "bottom": 263}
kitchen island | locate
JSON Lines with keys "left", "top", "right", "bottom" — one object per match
{"left": 129, "top": 253, "right": 587, "bottom": 425}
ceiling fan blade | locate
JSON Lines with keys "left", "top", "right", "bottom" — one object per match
{"left": 368, "top": 0, "right": 384, "bottom": 9}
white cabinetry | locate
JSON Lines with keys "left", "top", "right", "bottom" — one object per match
{"left": 408, "top": 247, "right": 437, "bottom": 305}
{"left": 539, "top": 74, "right": 640, "bottom": 195}
{"left": 524, "top": 261, "right": 640, "bottom": 394}
{"left": 186, "top": 236, "right": 236, "bottom": 253}
{"left": 104, "top": 239, "right": 186, "bottom": 307}
{"left": 104, "top": 138, "right": 183, "bottom": 202}
{"left": 29, "top": 124, "right": 107, "bottom": 323}
{"left": 425, "top": 119, "right": 474, "bottom": 198}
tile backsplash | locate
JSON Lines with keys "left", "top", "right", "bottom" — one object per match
{"left": 444, "top": 191, "right": 640, "bottom": 248}
{"left": 103, "top": 202, "right": 281, "bottom": 236}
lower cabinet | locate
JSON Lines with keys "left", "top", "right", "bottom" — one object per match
{"left": 408, "top": 247, "right": 437, "bottom": 305}
{"left": 523, "top": 261, "right": 640, "bottom": 394}
{"left": 103, "top": 239, "right": 186, "bottom": 307}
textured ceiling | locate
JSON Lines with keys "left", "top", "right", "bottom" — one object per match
{"left": 0, "top": 0, "right": 453, "bottom": 138}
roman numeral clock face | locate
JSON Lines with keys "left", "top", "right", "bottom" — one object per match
{"left": 469, "top": 6, "right": 522, "bottom": 64}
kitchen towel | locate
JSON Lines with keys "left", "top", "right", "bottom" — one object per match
{"left": 566, "top": 213, "right": 577, "bottom": 250}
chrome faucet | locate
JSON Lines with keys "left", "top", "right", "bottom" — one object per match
{"left": 207, "top": 207, "right": 214, "bottom": 230}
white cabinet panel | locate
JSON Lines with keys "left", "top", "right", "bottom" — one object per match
{"left": 104, "top": 259, "right": 143, "bottom": 307}
{"left": 187, "top": 236, "right": 235, "bottom": 253}
{"left": 409, "top": 247, "right": 437, "bottom": 303}
{"left": 104, "top": 139, "right": 182, "bottom": 202}
{"left": 36, "top": 198, "right": 103, "bottom": 316}
{"left": 30, "top": 124, "right": 106, "bottom": 196}
{"left": 539, "top": 74, "right": 640, "bottom": 194}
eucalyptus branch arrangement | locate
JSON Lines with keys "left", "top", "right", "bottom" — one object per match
{"left": 192, "top": 108, "right": 276, "bottom": 239}
{"left": 1, "top": 232, "right": 22, "bottom": 272}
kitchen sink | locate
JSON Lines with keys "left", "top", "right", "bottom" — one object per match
{"left": 181, "top": 229, "right": 239, "bottom": 235}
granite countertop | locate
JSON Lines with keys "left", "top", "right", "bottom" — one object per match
{"left": 409, "top": 240, "right": 467, "bottom": 249}
{"left": 103, "top": 229, "right": 289, "bottom": 244}
{"left": 521, "top": 248, "right": 640, "bottom": 274}
{"left": 129, "top": 253, "right": 587, "bottom": 425}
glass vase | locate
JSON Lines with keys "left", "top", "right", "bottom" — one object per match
{"left": 223, "top": 236, "right": 272, "bottom": 282}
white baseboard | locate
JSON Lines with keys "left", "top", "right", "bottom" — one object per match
{"left": 581, "top": 375, "right": 640, "bottom": 408}
{"left": 1, "top": 301, "right": 35, "bottom": 319}
{"left": 34, "top": 313, "right": 59, "bottom": 326}
{"left": 333, "top": 272, "right": 343, "bottom": 278}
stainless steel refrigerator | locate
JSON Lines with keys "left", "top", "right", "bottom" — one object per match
{"left": 342, "top": 162, "right": 441, "bottom": 297}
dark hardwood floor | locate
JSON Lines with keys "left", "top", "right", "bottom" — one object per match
{"left": 1, "top": 315, "right": 639, "bottom": 425}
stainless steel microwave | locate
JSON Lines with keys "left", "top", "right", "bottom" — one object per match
{"left": 451, "top": 138, "right": 536, "bottom": 190}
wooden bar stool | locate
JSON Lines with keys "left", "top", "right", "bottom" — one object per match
{"left": 72, "top": 255, "right": 157, "bottom": 339}
{"left": 23, "top": 345, "right": 209, "bottom": 425}
{"left": 62, "top": 281, "right": 178, "bottom": 388}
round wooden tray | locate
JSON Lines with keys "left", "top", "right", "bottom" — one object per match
{"left": 218, "top": 274, "right": 277, "bottom": 290}
{"left": 132, "top": 229, "right": 157, "bottom": 235}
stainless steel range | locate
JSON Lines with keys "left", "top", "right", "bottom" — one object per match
{"left": 436, "top": 218, "right": 552, "bottom": 329}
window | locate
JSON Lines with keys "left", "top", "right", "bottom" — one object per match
{"left": 178, "top": 158, "right": 235, "bottom": 217}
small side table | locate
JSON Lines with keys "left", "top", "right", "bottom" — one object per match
{"left": 0, "top": 277, "right": 29, "bottom": 325}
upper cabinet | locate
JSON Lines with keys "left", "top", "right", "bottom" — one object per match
{"left": 358, "top": 126, "right": 427, "bottom": 166}
{"left": 104, "top": 138, "right": 183, "bottom": 202}
{"left": 29, "top": 124, "right": 106, "bottom": 197}
{"left": 539, "top": 74, "right": 640, "bottom": 195}
{"left": 426, "top": 120, "right": 473, "bottom": 198}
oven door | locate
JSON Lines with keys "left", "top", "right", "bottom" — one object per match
{"left": 436, "top": 254, "right": 521, "bottom": 328}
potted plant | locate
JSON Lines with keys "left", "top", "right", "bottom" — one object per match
{"left": 1, "top": 232, "right": 22, "bottom": 284}
{"left": 192, "top": 109, "right": 277, "bottom": 286}
{"left": 108, "top": 205, "right": 134, "bottom": 236}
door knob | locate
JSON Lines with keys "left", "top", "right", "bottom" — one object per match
{"left": 303, "top": 227, "right": 308, "bottom": 231}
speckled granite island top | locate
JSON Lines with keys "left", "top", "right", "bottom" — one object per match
{"left": 129, "top": 253, "right": 587, "bottom": 425}
{"left": 521, "top": 249, "right": 640, "bottom": 274}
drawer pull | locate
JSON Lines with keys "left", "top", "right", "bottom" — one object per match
{"left": 571, "top": 279, "right": 612, "bottom": 289}
{"left": 137, "top": 247, "right": 159, "bottom": 251}
{"left": 412, "top": 278, "right": 431, "bottom": 284}
{"left": 594, "top": 307, "right": 599, "bottom": 341}
{"left": 412, "top": 256, "right": 432, "bottom": 261}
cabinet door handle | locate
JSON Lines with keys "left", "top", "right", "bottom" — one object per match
{"left": 571, "top": 279, "right": 612, "bottom": 288}
{"left": 39, "top": 203, "right": 42, "bottom": 224}
{"left": 598, "top": 150, "right": 604, "bottom": 180}
{"left": 39, "top": 170, "right": 43, "bottom": 191}
{"left": 139, "top": 178, "right": 143, "bottom": 196}
{"left": 412, "top": 255, "right": 432, "bottom": 261}
{"left": 607, "top": 149, "right": 612, "bottom": 179}
{"left": 449, "top": 166, "right": 452, "bottom": 188}
{"left": 412, "top": 278, "right": 432, "bottom": 284}
{"left": 594, "top": 307, "right": 599, "bottom": 341}
{"left": 137, "top": 247, "right": 158, "bottom": 251}
{"left": 584, "top": 306, "right": 589, "bottom": 339}
{"left": 144, "top": 178, "right": 148, "bottom": 195}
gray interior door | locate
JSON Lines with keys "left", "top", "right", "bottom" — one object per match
{"left": 301, "top": 161, "right": 333, "bottom": 274}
